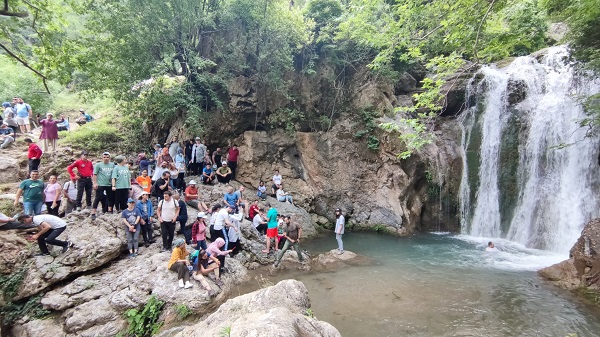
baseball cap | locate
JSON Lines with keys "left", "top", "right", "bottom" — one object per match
{"left": 222, "top": 161, "right": 227, "bottom": 165}
{"left": 189, "top": 180, "right": 197, "bottom": 185}
{"left": 197, "top": 212, "right": 208, "bottom": 219}
{"left": 102, "top": 152, "right": 111, "bottom": 156}
{"left": 195, "top": 137, "right": 201, "bottom": 140}
{"left": 127, "top": 198, "right": 135, "bottom": 203}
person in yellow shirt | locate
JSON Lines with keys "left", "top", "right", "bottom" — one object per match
{"left": 136, "top": 169, "right": 152, "bottom": 193}
{"left": 167, "top": 239, "right": 193, "bottom": 288}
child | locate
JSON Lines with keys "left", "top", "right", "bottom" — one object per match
{"left": 122, "top": 198, "right": 141, "bottom": 257}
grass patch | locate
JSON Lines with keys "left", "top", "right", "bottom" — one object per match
{"left": 574, "top": 287, "right": 600, "bottom": 307}
{"left": 174, "top": 303, "right": 193, "bottom": 321}
{"left": 121, "top": 295, "right": 165, "bottom": 337}
{"left": 1, "top": 294, "right": 51, "bottom": 326}
{"left": 59, "top": 117, "right": 124, "bottom": 153}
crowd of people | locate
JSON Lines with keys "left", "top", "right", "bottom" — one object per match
{"left": 0, "top": 130, "right": 348, "bottom": 291}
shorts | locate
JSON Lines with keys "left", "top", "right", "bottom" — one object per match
{"left": 266, "top": 228, "right": 278, "bottom": 238}
{"left": 16, "top": 116, "right": 29, "bottom": 126}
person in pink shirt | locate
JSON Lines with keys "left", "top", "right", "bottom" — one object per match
{"left": 44, "top": 175, "right": 62, "bottom": 216}
{"left": 39, "top": 112, "right": 58, "bottom": 152}
{"left": 191, "top": 212, "right": 208, "bottom": 250}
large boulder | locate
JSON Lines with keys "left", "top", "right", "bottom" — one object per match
{"left": 175, "top": 279, "right": 341, "bottom": 337}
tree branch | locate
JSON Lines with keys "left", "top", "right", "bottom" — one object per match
{"left": 0, "top": 42, "right": 50, "bottom": 94}
{"left": 472, "top": 0, "right": 496, "bottom": 62}
{"left": 0, "top": 9, "right": 28, "bottom": 17}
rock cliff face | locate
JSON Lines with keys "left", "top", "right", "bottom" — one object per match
{"left": 235, "top": 117, "right": 463, "bottom": 233}
{"left": 539, "top": 218, "right": 600, "bottom": 292}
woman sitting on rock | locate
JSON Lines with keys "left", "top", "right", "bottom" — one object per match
{"left": 193, "top": 249, "right": 222, "bottom": 295}
{"left": 276, "top": 184, "right": 294, "bottom": 206}
{"left": 167, "top": 238, "right": 193, "bottom": 289}
{"left": 206, "top": 237, "right": 232, "bottom": 274}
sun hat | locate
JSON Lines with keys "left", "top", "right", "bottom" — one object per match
{"left": 197, "top": 212, "right": 208, "bottom": 219}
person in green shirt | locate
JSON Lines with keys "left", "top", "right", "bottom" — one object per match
{"left": 14, "top": 170, "right": 45, "bottom": 215}
{"left": 92, "top": 151, "right": 115, "bottom": 220}
{"left": 112, "top": 155, "right": 131, "bottom": 212}
{"left": 262, "top": 203, "right": 278, "bottom": 253}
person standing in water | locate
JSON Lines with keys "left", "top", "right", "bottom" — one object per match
{"left": 486, "top": 241, "right": 498, "bottom": 252}
{"left": 335, "top": 208, "right": 345, "bottom": 255}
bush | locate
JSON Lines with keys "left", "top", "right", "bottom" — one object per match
{"left": 59, "top": 118, "right": 124, "bottom": 153}
{"left": 122, "top": 296, "right": 164, "bottom": 337}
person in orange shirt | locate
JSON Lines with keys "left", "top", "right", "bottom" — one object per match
{"left": 136, "top": 169, "right": 152, "bottom": 193}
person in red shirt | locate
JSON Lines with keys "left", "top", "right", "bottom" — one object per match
{"left": 226, "top": 144, "right": 240, "bottom": 179}
{"left": 248, "top": 200, "right": 260, "bottom": 220}
{"left": 24, "top": 138, "right": 43, "bottom": 173}
{"left": 67, "top": 150, "right": 94, "bottom": 211}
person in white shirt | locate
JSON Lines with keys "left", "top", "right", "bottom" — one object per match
{"left": 62, "top": 176, "right": 78, "bottom": 215}
{"left": 157, "top": 191, "right": 180, "bottom": 251}
{"left": 486, "top": 241, "right": 498, "bottom": 252}
{"left": 18, "top": 214, "right": 72, "bottom": 256}
{"left": 271, "top": 170, "right": 282, "bottom": 196}
{"left": 210, "top": 203, "right": 234, "bottom": 250}
{"left": 335, "top": 208, "right": 345, "bottom": 255}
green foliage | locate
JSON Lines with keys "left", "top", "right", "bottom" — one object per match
{"left": 372, "top": 224, "right": 388, "bottom": 233}
{"left": 174, "top": 304, "right": 193, "bottom": 321}
{"left": 542, "top": 0, "right": 600, "bottom": 70}
{"left": 353, "top": 108, "right": 380, "bottom": 150}
{"left": 123, "top": 296, "right": 165, "bottom": 337}
{"left": 267, "top": 108, "right": 305, "bottom": 133}
{"left": 219, "top": 326, "right": 232, "bottom": 337}
{"left": 304, "top": 308, "right": 316, "bottom": 318}
{"left": 0, "top": 264, "right": 29, "bottom": 299}
{"left": 1, "top": 295, "right": 50, "bottom": 326}
{"left": 59, "top": 117, "right": 124, "bottom": 152}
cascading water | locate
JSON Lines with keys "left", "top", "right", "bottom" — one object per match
{"left": 459, "top": 46, "right": 600, "bottom": 254}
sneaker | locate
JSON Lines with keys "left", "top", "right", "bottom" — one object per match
{"left": 91, "top": 214, "right": 96, "bottom": 221}
{"left": 214, "top": 279, "right": 224, "bottom": 287}
{"left": 129, "top": 253, "right": 135, "bottom": 258}
{"left": 144, "top": 242, "right": 149, "bottom": 248}
{"left": 338, "top": 250, "right": 344, "bottom": 255}
{"left": 160, "top": 248, "right": 166, "bottom": 253}
{"left": 184, "top": 281, "right": 193, "bottom": 289}
{"left": 178, "top": 279, "right": 184, "bottom": 288}
{"left": 62, "top": 242, "right": 71, "bottom": 254}
{"left": 273, "top": 263, "right": 279, "bottom": 268}
{"left": 76, "top": 207, "right": 81, "bottom": 212}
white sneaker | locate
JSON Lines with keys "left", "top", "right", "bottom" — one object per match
{"left": 184, "top": 281, "right": 193, "bottom": 289}
{"left": 178, "top": 279, "right": 184, "bottom": 288}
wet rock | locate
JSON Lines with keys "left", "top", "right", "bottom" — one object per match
{"left": 507, "top": 79, "right": 527, "bottom": 105}
{"left": 175, "top": 279, "right": 341, "bottom": 337}
{"left": 313, "top": 249, "right": 362, "bottom": 268}
{"left": 538, "top": 259, "right": 580, "bottom": 289}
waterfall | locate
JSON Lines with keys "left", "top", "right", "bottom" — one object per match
{"left": 459, "top": 46, "right": 600, "bottom": 253}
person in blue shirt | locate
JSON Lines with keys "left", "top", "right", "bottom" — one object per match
{"left": 56, "top": 114, "right": 69, "bottom": 131}
{"left": 223, "top": 185, "right": 239, "bottom": 212}
{"left": 14, "top": 97, "right": 32, "bottom": 134}
{"left": 75, "top": 109, "right": 93, "bottom": 125}
{"left": 202, "top": 163, "right": 215, "bottom": 184}
{"left": 0, "top": 122, "right": 16, "bottom": 149}
{"left": 135, "top": 191, "right": 155, "bottom": 247}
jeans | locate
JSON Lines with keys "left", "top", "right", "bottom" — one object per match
{"left": 0, "top": 135, "right": 14, "bottom": 149}
{"left": 277, "top": 195, "right": 293, "bottom": 204}
{"left": 23, "top": 201, "right": 43, "bottom": 216}
{"left": 274, "top": 239, "right": 303, "bottom": 266}
{"left": 76, "top": 177, "right": 93, "bottom": 208}
{"left": 126, "top": 225, "right": 140, "bottom": 251}
{"left": 257, "top": 191, "right": 267, "bottom": 199}
{"left": 38, "top": 226, "right": 67, "bottom": 254}
{"left": 177, "top": 216, "right": 191, "bottom": 243}
{"left": 336, "top": 233, "right": 344, "bottom": 251}
{"left": 196, "top": 240, "right": 207, "bottom": 251}
{"left": 160, "top": 221, "right": 175, "bottom": 250}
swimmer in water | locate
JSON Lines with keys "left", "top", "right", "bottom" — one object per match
{"left": 486, "top": 241, "right": 498, "bottom": 252}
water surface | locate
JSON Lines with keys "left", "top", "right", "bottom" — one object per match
{"left": 236, "top": 232, "right": 600, "bottom": 337}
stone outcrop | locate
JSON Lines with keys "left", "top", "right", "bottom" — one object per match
{"left": 539, "top": 218, "right": 600, "bottom": 291}
{"left": 175, "top": 279, "right": 341, "bottom": 337}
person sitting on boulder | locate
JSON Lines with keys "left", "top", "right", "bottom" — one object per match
{"left": 56, "top": 114, "right": 69, "bottom": 131}
{"left": 257, "top": 180, "right": 267, "bottom": 200}
{"left": 75, "top": 108, "right": 93, "bottom": 125}
{"left": 184, "top": 180, "right": 210, "bottom": 213}
{"left": 252, "top": 207, "right": 268, "bottom": 236}
{"left": 19, "top": 214, "right": 73, "bottom": 256}
{"left": 276, "top": 184, "right": 294, "bottom": 206}
{"left": 167, "top": 238, "right": 193, "bottom": 289}
{"left": 249, "top": 200, "right": 260, "bottom": 220}
{"left": 2, "top": 102, "right": 18, "bottom": 130}
{"left": 206, "top": 237, "right": 232, "bottom": 275}
{"left": 193, "top": 249, "right": 222, "bottom": 294}
{"left": 201, "top": 163, "right": 215, "bottom": 184}
{"left": 0, "top": 122, "right": 16, "bottom": 149}
{"left": 215, "top": 161, "right": 232, "bottom": 184}
{"left": 223, "top": 185, "right": 239, "bottom": 212}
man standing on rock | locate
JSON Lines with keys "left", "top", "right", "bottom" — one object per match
{"left": 190, "top": 137, "right": 206, "bottom": 176}
{"left": 262, "top": 203, "right": 278, "bottom": 254}
{"left": 274, "top": 215, "right": 303, "bottom": 268}
{"left": 157, "top": 190, "right": 179, "bottom": 252}
{"left": 18, "top": 214, "right": 72, "bottom": 256}
{"left": 226, "top": 144, "right": 239, "bottom": 179}
{"left": 24, "top": 138, "right": 43, "bottom": 173}
{"left": 14, "top": 170, "right": 45, "bottom": 216}
{"left": 91, "top": 151, "right": 115, "bottom": 220}
{"left": 335, "top": 208, "right": 345, "bottom": 255}
{"left": 67, "top": 151, "right": 94, "bottom": 211}
{"left": 173, "top": 192, "right": 190, "bottom": 244}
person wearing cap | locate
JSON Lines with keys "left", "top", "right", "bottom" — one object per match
{"left": 184, "top": 180, "right": 210, "bottom": 213}
{"left": 24, "top": 138, "right": 43, "bottom": 173}
{"left": 215, "top": 161, "right": 232, "bottom": 184}
{"left": 168, "top": 238, "right": 193, "bottom": 289}
{"left": 112, "top": 155, "right": 132, "bottom": 212}
{"left": 190, "top": 137, "right": 206, "bottom": 176}
{"left": 335, "top": 208, "right": 345, "bottom": 254}
{"left": 226, "top": 144, "right": 240, "bottom": 179}
{"left": 191, "top": 212, "right": 208, "bottom": 250}
{"left": 91, "top": 152, "right": 115, "bottom": 220}
{"left": 201, "top": 162, "right": 215, "bottom": 184}
{"left": 136, "top": 191, "right": 155, "bottom": 247}
{"left": 67, "top": 151, "right": 94, "bottom": 211}
{"left": 38, "top": 112, "right": 58, "bottom": 152}
{"left": 75, "top": 109, "right": 92, "bottom": 125}
{"left": 14, "top": 97, "right": 32, "bottom": 134}
{"left": 0, "top": 122, "right": 16, "bottom": 149}
{"left": 157, "top": 190, "right": 180, "bottom": 251}
{"left": 18, "top": 213, "right": 72, "bottom": 256}
{"left": 122, "top": 198, "right": 142, "bottom": 257}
